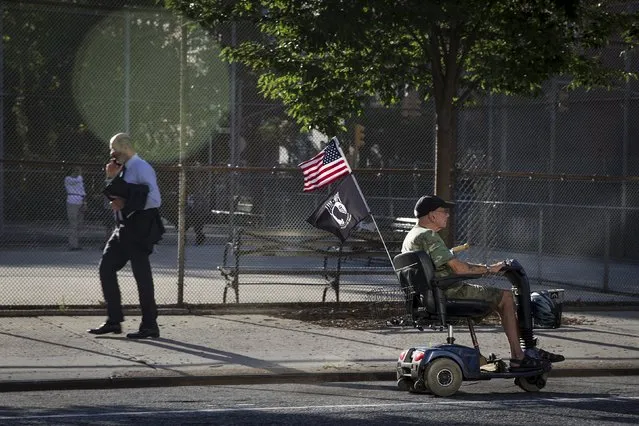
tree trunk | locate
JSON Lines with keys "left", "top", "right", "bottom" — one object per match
{"left": 434, "top": 100, "right": 457, "bottom": 246}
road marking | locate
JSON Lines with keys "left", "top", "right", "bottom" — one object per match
{"left": 1, "top": 397, "right": 638, "bottom": 420}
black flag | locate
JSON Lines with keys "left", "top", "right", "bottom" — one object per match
{"left": 306, "top": 175, "right": 370, "bottom": 242}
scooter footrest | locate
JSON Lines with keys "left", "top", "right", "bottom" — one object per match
{"left": 480, "top": 359, "right": 507, "bottom": 373}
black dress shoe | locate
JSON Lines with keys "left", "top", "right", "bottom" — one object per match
{"left": 126, "top": 328, "right": 160, "bottom": 339}
{"left": 88, "top": 322, "right": 122, "bottom": 335}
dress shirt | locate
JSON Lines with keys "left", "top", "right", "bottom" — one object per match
{"left": 122, "top": 154, "right": 162, "bottom": 209}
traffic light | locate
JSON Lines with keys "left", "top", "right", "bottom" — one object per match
{"left": 354, "top": 124, "right": 366, "bottom": 148}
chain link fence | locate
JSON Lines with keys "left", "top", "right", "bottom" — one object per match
{"left": 455, "top": 171, "right": 639, "bottom": 302}
{"left": 1, "top": 1, "right": 638, "bottom": 309}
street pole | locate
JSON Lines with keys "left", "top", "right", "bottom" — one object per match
{"left": 228, "top": 23, "right": 237, "bottom": 237}
{"left": 0, "top": 2, "right": 5, "bottom": 234}
{"left": 176, "top": 17, "right": 188, "bottom": 306}
{"left": 123, "top": 11, "right": 131, "bottom": 133}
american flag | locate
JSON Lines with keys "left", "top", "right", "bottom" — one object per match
{"left": 298, "top": 138, "right": 351, "bottom": 192}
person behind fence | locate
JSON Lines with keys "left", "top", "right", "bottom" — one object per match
{"left": 186, "top": 170, "right": 208, "bottom": 245}
{"left": 64, "top": 166, "right": 86, "bottom": 251}
{"left": 88, "top": 132, "right": 165, "bottom": 339}
{"left": 401, "top": 195, "right": 564, "bottom": 371}
{"left": 186, "top": 192, "right": 206, "bottom": 245}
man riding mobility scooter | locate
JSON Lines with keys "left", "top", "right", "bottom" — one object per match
{"left": 394, "top": 251, "right": 554, "bottom": 397}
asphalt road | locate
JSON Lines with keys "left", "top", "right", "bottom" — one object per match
{"left": 1, "top": 377, "right": 637, "bottom": 425}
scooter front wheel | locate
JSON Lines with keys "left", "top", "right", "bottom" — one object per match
{"left": 424, "top": 357, "right": 463, "bottom": 397}
{"left": 515, "top": 373, "right": 548, "bottom": 392}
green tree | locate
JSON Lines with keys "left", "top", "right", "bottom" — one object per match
{"left": 165, "top": 0, "right": 638, "bottom": 203}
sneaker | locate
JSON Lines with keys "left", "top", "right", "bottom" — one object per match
{"left": 509, "top": 354, "right": 545, "bottom": 372}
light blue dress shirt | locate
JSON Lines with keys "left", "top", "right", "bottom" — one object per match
{"left": 122, "top": 154, "right": 162, "bottom": 209}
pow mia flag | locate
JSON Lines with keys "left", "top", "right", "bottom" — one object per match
{"left": 306, "top": 175, "right": 370, "bottom": 242}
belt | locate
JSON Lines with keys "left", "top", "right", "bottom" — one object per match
{"left": 117, "top": 208, "right": 159, "bottom": 223}
{"left": 137, "top": 208, "right": 159, "bottom": 215}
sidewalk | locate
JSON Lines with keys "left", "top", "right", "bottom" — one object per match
{"left": 1, "top": 310, "right": 638, "bottom": 392}
{"left": 2, "top": 220, "right": 639, "bottom": 305}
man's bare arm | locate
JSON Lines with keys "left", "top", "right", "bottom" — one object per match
{"left": 448, "top": 258, "right": 504, "bottom": 275}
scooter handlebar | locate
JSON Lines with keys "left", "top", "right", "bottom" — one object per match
{"left": 492, "top": 259, "right": 525, "bottom": 274}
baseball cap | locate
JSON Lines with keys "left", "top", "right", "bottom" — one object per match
{"left": 414, "top": 195, "right": 455, "bottom": 218}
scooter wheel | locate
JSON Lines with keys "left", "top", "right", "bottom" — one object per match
{"left": 515, "top": 373, "right": 548, "bottom": 392}
{"left": 424, "top": 357, "right": 463, "bottom": 397}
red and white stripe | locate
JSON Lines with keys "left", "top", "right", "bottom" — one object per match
{"left": 299, "top": 141, "right": 351, "bottom": 192}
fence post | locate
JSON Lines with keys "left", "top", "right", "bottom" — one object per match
{"left": 603, "top": 209, "right": 611, "bottom": 293}
{"left": 0, "top": 2, "right": 4, "bottom": 234}
{"left": 123, "top": 12, "right": 131, "bottom": 133}
{"left": 387, "top": 174, "right": 394, "bottom": 218}
{"left": 481, "top": 200, "right": 488, "bottom": 262}
{"left": 176, "top": 18, "right": 188, "bottom": 306}
{"left": 537, "top": 205, "right": 543, "bottom": 286}
{"left": 621, "top": 39, "right": 630, "bottom": 256}
{"left": 228, "top": 23, "right": 239, "bottom": 239}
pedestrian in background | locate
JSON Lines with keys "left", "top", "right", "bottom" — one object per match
{"left": 88, "top": 133, "right": 165, "bottom": 339}
{"left": 186, "top": 169, "right": 208, "bottom": 245}
{"left": 64, "top": 166, "right": 86, "bottom": 251}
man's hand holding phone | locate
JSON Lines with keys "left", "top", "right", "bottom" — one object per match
{"left": 105, "top": 159, "right": 122, "bottom": 179}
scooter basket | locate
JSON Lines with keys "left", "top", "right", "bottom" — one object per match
{"left": 531, "top": 289, "right": 564, "bottom": 329}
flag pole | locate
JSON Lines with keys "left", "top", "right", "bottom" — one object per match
{"left": 333, "top": 138, "right": 395, "bottom": 269}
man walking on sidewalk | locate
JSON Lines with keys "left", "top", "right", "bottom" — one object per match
{"left": 88, "top": 133, "right": 165, "bottom": 339}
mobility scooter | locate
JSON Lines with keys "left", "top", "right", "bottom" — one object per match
{"left": 394, "top": 251, "right": 551, "bottom": 397}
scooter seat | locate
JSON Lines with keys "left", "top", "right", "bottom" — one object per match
{"left": 445, "top": 299, "right": 493, "bottom": 318}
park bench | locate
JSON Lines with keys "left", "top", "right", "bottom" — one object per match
{"left": 216, "top": 223, "right": 409, "bottom": 303}
{"left": 210, "top": 195, "right": 263, "bottom": 227}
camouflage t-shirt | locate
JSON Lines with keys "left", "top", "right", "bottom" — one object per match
{"left": 401, "top": 226, "right": 454, "bottom": 277}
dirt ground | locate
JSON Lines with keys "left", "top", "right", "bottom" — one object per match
{"left": 268, "top": 301, "right": 592, "bottom": 330}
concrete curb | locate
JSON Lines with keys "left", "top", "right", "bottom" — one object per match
{"left": 3, "top": 368, "right": 639, "bottom": 393}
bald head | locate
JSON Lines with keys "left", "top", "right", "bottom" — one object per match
{"left": 109, "top": 132, "right": 135, "bottom": 163}
{"left": 110, "top": 132, "right": 133, "bottom": 149}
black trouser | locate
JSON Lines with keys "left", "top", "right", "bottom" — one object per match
{"left": 99, "top": 219, "right": 158, "bottom": 328}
